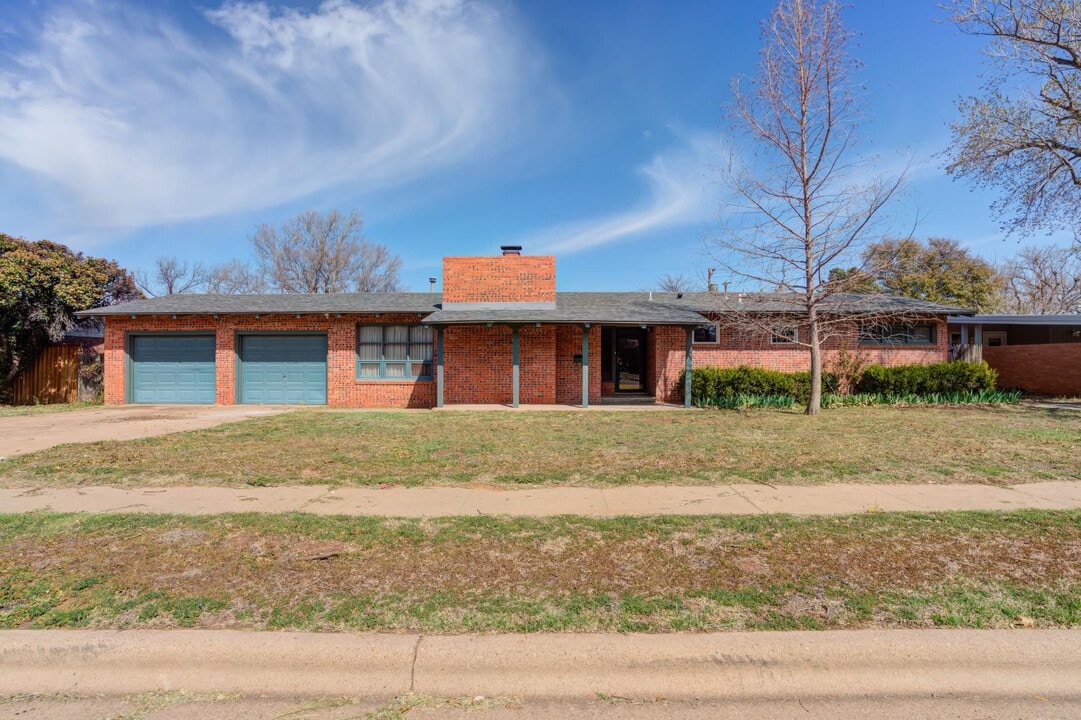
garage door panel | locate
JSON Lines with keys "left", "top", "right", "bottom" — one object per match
{"left": 239, "top": 335, "right": 327, "bottom": 405}
{"left": 131, "top": 335, "right": 216, "bottom": 404}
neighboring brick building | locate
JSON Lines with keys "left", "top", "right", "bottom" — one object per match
{"left": 82, "top": 247, "right": 965, "bottom": 408}
{"left": 948, "top": 315, "right": 1081, "bottom": 396}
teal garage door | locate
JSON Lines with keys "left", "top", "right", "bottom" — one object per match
{"left": 239, "top": 335, "right": 327, "bottom": 405}
{"left": 130, "top": 335, "right": 216, "bottom": 404}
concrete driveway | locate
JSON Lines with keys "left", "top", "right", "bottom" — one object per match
{"left": 0, "top": 405, "right": 290, "bottom": 458}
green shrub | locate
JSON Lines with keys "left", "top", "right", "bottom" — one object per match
{"left": 821, "top": 389, "right": 1021, "bottom": 408}
{"left": 678, "top": 362, "right": 1006, "bottom": 410}
{"left": 679, "top": 366, "right": 837, "bottom": 406}
{"left": 854, "top": 361, "right": 996, "bottom": 395}
{"left": 699, "top": 394, "right": 796, "bottom": 409}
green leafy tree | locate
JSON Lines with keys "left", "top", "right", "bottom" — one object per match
{"left": 945, "top": 0, "right": 1081, "bottom": 235}
{"left": 826, "top": 267, "right": 881, "bottom": 294}
{"left": 0, "top": 234, "right": 139, "bottom": 399}
{"left": 861, "top": 237, "right": 1003, "bottom": 312}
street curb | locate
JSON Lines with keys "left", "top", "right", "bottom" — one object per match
{"left": 2, "top": 629, "right": 1080, "bottom": 700}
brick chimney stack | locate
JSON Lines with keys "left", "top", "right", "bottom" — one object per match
{"left": 442, "top": 247, "right": 556, "bottom": 304}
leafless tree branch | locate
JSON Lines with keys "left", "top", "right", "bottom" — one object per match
{"left": 135, "top": 256, "right": 207, "bottom": 297}
{"left": 709, "top": 0, "right": 909, "bottom": 414}
{"left": 252, "top": 209, "right": 403, "bottom": 293}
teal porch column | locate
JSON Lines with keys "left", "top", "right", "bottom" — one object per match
{"left": 581, "top": 324, "right": 590, "bottom": 408}
{"left": 436, "top": 327, "right": 444, "bottom": 409}
{"left": 511, "top": 326, "right": 520, "bottom": 408}
{"left": 684, "top": 328, "right": 693, "bottom": 408}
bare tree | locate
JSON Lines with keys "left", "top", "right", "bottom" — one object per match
{"left": 205, "top": 258, "right": 268, "bottom": 295}
{"left": 252, "top": 209, "right": 402, "bottom": 293}
{"left": 135, "top": 256, "right": 207, "bottom": 297}
{"left": 945, "top": 0, "right": 1081, "bottom": 235}
{"left": 998, "top": 242, "right": 1081, "bottom": 313}
{"left": 650, "top": 273, "right": 702, "bottom": 293}
{"left": 710, "top": 0, "right": 907, "bottom": 414}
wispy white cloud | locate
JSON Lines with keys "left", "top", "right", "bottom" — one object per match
{"left": 522, "top": 131, "right": 718, "bottom": 254}
{"left": 0, "top": 0, "right": 532, "bottom": 229}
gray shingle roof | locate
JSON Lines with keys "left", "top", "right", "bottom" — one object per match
{"left": 424, "top": 293, "right": 706, "bottom": 326}
{"left": 651, "top": 292, "right": 974, "bottom": 316}
{"left": 79, "top": 293, "right": 442, "bottom": 316}
{"left": 946, "top": 314, "right": 1081, "bottom": 325}
{"left": 78, "top": 290, "right": 970, "bottom": 324}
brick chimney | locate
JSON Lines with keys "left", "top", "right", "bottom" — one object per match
{"left": 442, "top": 247, "right": 556, "bottom": 305}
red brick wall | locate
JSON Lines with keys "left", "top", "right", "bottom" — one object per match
{"left": 984, "top": 343, "right": 1081, "bottom": 396}
{"left": 650, "top": 326, "right": 686, "bottom": 401}
{"left": 104, "top": 312, "right": 955, "bottom": 407}
{"left": 555, "top": 325, "right": 602, "bottom": 404}
{"left": 442, "top": 325, "right": 560, "bottom": 404}
{"left": 103, "top": 313, "right": 434, "bottom": 408}
{"left": 442, "top": 255, "right": 556, "bottom": 303}
{"left": 652, "top": 318, "right": 950, "bottom": 402}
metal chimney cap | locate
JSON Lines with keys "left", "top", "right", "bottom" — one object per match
{"left": 500, "top": 245, "right": 523, "bottom": 255}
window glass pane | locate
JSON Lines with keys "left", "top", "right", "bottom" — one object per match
{"left": 357, "top": 324, "right": 435, "bottom": 379}
{"left": 693, "top": 325, "right": 717, "bottom": 343}
{"left": 862, "top": 324, "right": 897, "bottom": 343}
{"left": 911, "top": 325, "right": 932, "bottom": 343}
{"left": 412, "top": 342, "right": 433, "bottom": 361}
{"left": 358, "top": 344, "right": 382, "bottom": 361}
{"left": 359, "top": 326, "right": 382, "bottom": 343}
{"left": 771, "top": 326, "right": 797, "bottom": 343}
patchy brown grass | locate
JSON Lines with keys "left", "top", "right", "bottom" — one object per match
{"left": 0, "top": 402, "right": 100, "bottom": 418}
{"left": 2, "top": 511, "right": 1079, "bottom": 632}
{"left": 0, "top": 405, "right": 1078, "bottom": 487}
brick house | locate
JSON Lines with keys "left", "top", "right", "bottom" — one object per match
{"left": 948, "top": 315, "right": 1081, "bottom": 396}
{"left": 81, "top": 247, "right": 965, "bottom": 408}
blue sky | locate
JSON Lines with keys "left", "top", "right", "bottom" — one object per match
{"left": 0, "top": 0, "right": 1066, "bottom": 291}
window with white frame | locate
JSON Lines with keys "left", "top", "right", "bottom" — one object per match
{"left": 693, "top": 324, "right": 719, "bottom": 343}
{"left": 770, "top": 325, "right": 798, "bottom": 344}
{"left": 357, "top": 325, "right": 433, "bottom": 379}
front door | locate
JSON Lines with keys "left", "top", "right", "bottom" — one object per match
{"left": 614, "top": 328, "right": 646, "bottom": 392}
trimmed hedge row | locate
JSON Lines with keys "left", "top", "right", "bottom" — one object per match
{"left": 853, "top": 361, "right": 997, "bottom": 395}
{"left": 679, "top": 361, "right": 997, "bottom": 408}
{"left": 679, "top": 366, "right": 838, "bottom": 406}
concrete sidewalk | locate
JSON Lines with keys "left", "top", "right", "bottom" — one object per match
{"left": 2, "top": 480, "right": 1080, "bottom": 516}
{"left": 2, "top": 629, "right": 1079, "bottom": 701}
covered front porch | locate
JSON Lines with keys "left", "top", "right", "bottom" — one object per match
{"left": 424, "top": 321, "right": 700, "bottom": 409}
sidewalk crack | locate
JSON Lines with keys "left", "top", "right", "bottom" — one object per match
{"left": 729, "top": 486, "right": 765, "bottom": 513}
{"left": 296, "top": 485, "right": 335, "bottom": 512}
{"left": 410, "top": 635, "right": 424, "bottom": 692}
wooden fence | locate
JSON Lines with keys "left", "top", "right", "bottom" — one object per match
{"left": 10, "top": 344, "right": 81, "bottom": 405}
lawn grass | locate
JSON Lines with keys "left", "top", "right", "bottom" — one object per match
{"left": 0, "top": 405, "right": 1078, "bottom": 487}
{"left": 0, "top": 401, "right": 101, "bottom": 418}
{"left": 2, "top": 510, "right": 1078, "bottom": 633}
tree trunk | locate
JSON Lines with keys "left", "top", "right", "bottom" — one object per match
{"left": 805, "top": 314, "right": 822, "bottom": 416}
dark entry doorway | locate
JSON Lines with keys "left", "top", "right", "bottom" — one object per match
{"left": 613, "top": 328, "right": 647, "bottom": 392}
